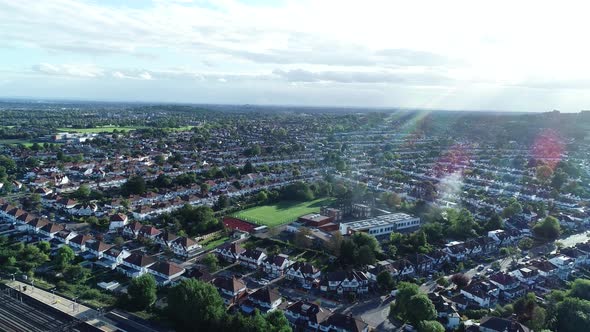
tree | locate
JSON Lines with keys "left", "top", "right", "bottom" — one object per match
{"left": 37, "top": 241, "right": 51, "bottom": 253}
{"left": 533, "top": 216, "right": 561, "bottom": 240}
{"left": 555, "top": 297, "right": 590, "bottom": 332}
{"left": 74, "top": 184, "right": 91, "bottom": 198}
{"left": 450, "top": 273, "right": 470, "bottom": 288}
{"left": 264, "top": 310, "right": 291, "bottom": 332}
{"left": 294, "top": 228, "right": 313, "bottom": 248}
{"left": 121, "top": 175, "right": 146, "bottom": 195}
{"left": 256, "top": 191, "right": 268, "bottom": 203}
{"left": 502, "top": 200, "right": 523, "bottom": 219}
{"left": 327, "top": 231, "right": 343, "bottom": 256}
{"left": 202, "top": 253, "right": 219, "bottom": 272}
{"left": 167, "top": 279, "right": 226, "bottom": 331}
{"left": 418, "top": 320, "right": 445, "bottom": 332}
{"left": 55, "top": 245, "right": 75, "bottom": 269}
{"left": 377, "top": 271, "right": 395, "bottom": 292}
{"left": 536, "top": 165, "right": 553, "bottom": 183}
{"left": 390, "top": 282, "right": 420, "bottom": 319}
{"left": 63, "top": 265, "right": 90, "bottom": 284}
{"left": 357, "top": 245, "right": 376, "bottom": 266}
{"left": 518, "top": 238, "right": 534, "bottom": 251}
{"left": 485, "top": 213, "right": 504, "bottom": 231}
{"left": 127, "top": 274, "right": 157, "bottom": 310}
{"left": 406, "top": 294, "right": 437, "bottom": 326}
{"left": 570, "top": 278, "right": 590, "bottom": 301}
{"left": 214, "top": 194, "right": 230, "bottom": 211}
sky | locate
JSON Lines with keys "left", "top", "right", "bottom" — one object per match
{"left": 1, "top": 0, "right": 590, "bottom": 112}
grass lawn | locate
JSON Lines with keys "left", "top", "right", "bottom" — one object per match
{"left": 57, "top": 126, "right": 145, "bottom": 133}
{"left": 0, "top": 139, "right": 35, "bottom": 147}
{"left": 58, "top": 125, "right": 198, "bottom": 134}
{"left": 233, "top": 197, "right": 335, "bottom": 227}
{"left": 202, "top": 236, "right": 230, "bottom": 250}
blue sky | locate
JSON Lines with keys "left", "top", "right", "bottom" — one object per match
{"left": 1, "top": 0, "right": 590, "bottom": 111}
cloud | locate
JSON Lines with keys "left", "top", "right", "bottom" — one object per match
{"left": 272, "top": 68, "right": 452, "bottom": 85}
{"left": 32, "top": 63, "right": 105, "bottom": 78}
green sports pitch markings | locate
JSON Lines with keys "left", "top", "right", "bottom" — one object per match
{"left": 232, "top": 197, "right": 335, "bottom": 227}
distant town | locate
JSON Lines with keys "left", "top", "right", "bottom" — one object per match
{"left": 0, "top": 102, "right": 590, "bottom": 332}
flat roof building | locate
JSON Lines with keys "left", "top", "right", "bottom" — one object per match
{"left": 339, "top": 213, "right": 420, "bottom": 236}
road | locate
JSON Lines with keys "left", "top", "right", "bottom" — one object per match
{"left": 343, "top": 295, "right": 397, "bottom": 331}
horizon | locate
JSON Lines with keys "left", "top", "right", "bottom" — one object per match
{"left": 0, "top": 96, "right": 579, "bottom": 114}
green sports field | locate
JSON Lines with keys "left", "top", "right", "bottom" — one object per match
{"left": 57, "top": 126, "right": 144, "bottom": 133}
{"left": 0, "top": 139, "right": 35, "bottom": 147}
{"left": 233, "top": 197, "right": 335, "bottom": 227}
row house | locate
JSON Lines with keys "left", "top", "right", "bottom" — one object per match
{"left": 39, "top": 222, "right": 65, "bottom": 239}
{"left": 511, "top": 267, "right": 539, "bottom": 287}
{"left": 321, "top": 270, "right": 369, "bottom": 295}
{"left": 169, "top": 236, "right": 201, "bottom": 258}
{"left": 139, "top": 225, "right": 162, "bottom": 240}
{"left": 284, "top": 301, "right": 331, "bottom": 332}
{"left": 25, "top": 218, "right": 49, "bottom": 234}
{"left": 54, "top": 230, "right": 77, "bottom": 245}
{"left": 390, "top": 259, "right": 416, "bottom": 278}
{"left": 213, "top": 276, "right": 247, "bottom": 305}
{"left": 69, "top": 234, "right": 93, "bottom": 252}
{"left": 548, "top": 255, "right": 575, "bottom": 280}
{"left": 215, "top": 242, "right": 245, "bottom": 262}
{"left": 96, "top": 247, "right": 131, "bottom": 270}
{"left": 367, "top": 260, "right": 398, "bottom": 281}
{"left": 407, "top": 254, "right": 435, "bottom": 274}
{"left": 117, "top": 253, "right": 156, "bottom": 278}
{"left": 147, "top": 261, "right": 186, "bottom": 286}
{"left": 285, "top": 261, "right": 321, "bottom": 289}
{"left": 444, "top": 242, "right": 469, "bottom": 261}
{"left": 108, "top": 213, "right": 128, "bottom": 231}
{"left": 559, "top": 247, "right": 589, "bottom": 267}
{"left": 240, "top": 287, "right": 282, "bottom": 314}
{"left": 86, "top": 241, "right": 113, "bottom": 259}
{"left": 319, "top": 313, "right": 370, "bottom": 332}
{"left": 460, "top": 281, "right": 499, "bottom": 308}
{"left": 262, "top": 254, "right": 292, "bottom": 278}
{"left": 528, "top": 259, "right": 558, "bottom": 278}
{"left": 122, "top": 221, "right": 143, "bottom": 238}
{"left": 488, "top": 272, "right": 526, "bottom": 300}
{"left": 239, "top": 248, "right": 267, "bottom": 269}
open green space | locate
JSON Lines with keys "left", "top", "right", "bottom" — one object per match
{"left": 58, "top": 125, "right": 198, "bottom": 133}
{"left": 0, "top": 139, "right": 35, "bottom": 147}
{"left": 57, "top": 125, "right": 145, "bottom": 133}
{"left": 202, "top": 236, "right": 230, "bottom": 250}
{"left": 233, "top": 197, "right": 335, "bottom": 227}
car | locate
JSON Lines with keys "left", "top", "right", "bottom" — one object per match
{"left": 476, "top": 264, "right": 485, "bottom": 271}
{"left": 473, "top": 273, "right": 482, "bottom": 280}
{"left": 524, "top": 255, "right": 531, "bottom": 260}
{"left": 486, "top": 268, "right": 495, "bottom": 274}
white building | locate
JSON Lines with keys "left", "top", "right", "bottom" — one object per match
{"left": 339, "top": 213, "right": 420, "bottom": 236}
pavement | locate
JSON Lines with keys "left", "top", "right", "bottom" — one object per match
{"left": 344, "top": 295, "right": 397, "bottom": 331}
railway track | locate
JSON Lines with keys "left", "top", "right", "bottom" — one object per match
{"left": 0, "top": 293, "right": 71, "bottom": 332}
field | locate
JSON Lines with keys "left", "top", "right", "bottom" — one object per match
{"left": 58, "top": 125, "right": 197, "bottom": 133}
{"left": 233, "top": 197, "right": 335, "bottom": 227}
{"left": 0, "top": 139, "right": 35, "bottom": 147}
{"left": 57, "top": 126, "right": 144, "bottom": 133}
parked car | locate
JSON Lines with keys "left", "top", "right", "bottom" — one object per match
{"left": 477, "top": 264, "right": 485, "bottom": 271}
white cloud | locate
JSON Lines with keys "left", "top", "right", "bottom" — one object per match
{"left": 32, "top": 63, "right": 104, "bottom": 78}
{"left": 2, "top": 0, "right": 590, "bottom": 110}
